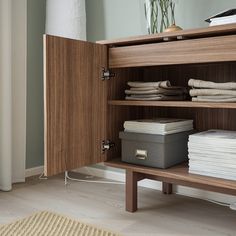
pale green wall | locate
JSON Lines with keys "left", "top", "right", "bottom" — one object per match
{"left": 26, "top": 0, "right": 46, "bottom": 168}
{"left": 175, "top": 0, "right": 236, "bottom": 29}
{"left": 86, "top": 0, "right": 145, "bottom": 41}
{"left": 86, "top": 0, "right": 236, "bottom": 42}
{"left": 26, "top": 0, "right": 236, "bottom": 168}
{"left": 86, "top": 0, "right": 146, "bottom": 41}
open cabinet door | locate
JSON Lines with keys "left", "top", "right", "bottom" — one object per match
{"left": 44, "top": 35, "right": 108, "bottom": 176}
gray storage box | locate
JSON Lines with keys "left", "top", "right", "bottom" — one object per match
{"left": 119, "top": 131, "right": 193, "bottom": 169}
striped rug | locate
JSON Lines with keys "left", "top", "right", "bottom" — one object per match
{"left": 0, "top": 211, "right": 121, "bottom": 236}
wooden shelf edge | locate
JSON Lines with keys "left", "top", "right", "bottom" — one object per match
{"left": 105, "top": 159, "right": 236, "bottom": 195}
{"left": 97, "top": 23, "right": 236, "bottom": 47}
{"left": 108, "top": 100, "right": 236, "bottom": 109}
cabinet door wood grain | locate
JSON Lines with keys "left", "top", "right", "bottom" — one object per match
{"left": 44, "top": 35, "right": 107, "bottom": 176}
{"left": 109, "top": 35, "right": 236, "bottom": 68}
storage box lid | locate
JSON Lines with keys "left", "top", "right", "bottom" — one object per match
{"left": 119, "top": 131, "right": 194, "bottom": 144}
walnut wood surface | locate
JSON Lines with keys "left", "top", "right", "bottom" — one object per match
{"left": 44, "top": 24, "right": 236, "bottom": 202}
{"left": 162, "top": 182, "right": 173, "bottom": 195}
{"left": 106, "top": 160, "right": 236, "bottom": 196}
{"left": 109, "top": 35, "right": 236, "bottom": 68}
{"left": 126, "top": 170, "right": 143, "bottom": 212}
{"left": 98, "top": 23, "right": 236, "bottom": 47}
{"left": 44, "top": 35, "right": 107, "bottom": 176}
{"left": 108, "top": 100, "right": 236, "bottom": 109}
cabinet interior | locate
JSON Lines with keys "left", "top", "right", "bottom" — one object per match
{"left": 106, "top": 62, "right": 236, "bottom": 161}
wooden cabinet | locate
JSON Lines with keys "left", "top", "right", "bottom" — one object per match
{"left": 44, "top": 24, "right": 236, "bottom": 212}
{"left": 109, "top": 35, "right": 236, "bottom": 68}
{"left": 44, "top": 35, "right": 108, "bottom": 176}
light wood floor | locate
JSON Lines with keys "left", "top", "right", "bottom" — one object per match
{"left": 0, "top": 173, "right": 236, "bottom": 236}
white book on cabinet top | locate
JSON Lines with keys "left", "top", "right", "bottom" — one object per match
{"left": 205, "top": 8, "right": 236, "bottom": 22}
{"left": 209, "top": 15, "right": 236, "bottom": 26}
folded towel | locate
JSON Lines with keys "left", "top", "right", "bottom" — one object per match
{"left": 192, "top": 97, "right": 236, "bottom": 102}
{"left": 125, "top": 89, "right": 160, "bottom": 95}
{"left": 190, "top": 89, "right": 236, "bottom": 97}
{"left": 130, "top": 87, "right": 156, "bottom": 91}
{"left": 158, "top": 88, "right": 187, "bottom": 96}
{"left": 126, "top": 95, "right": 184, "bottom": 101}
{"left": 126, "top": 96, "right": 163, "bottom": 101}
{"left": 159, "top": 81, "right": 186, "bottom": 91}
{"left": 159, "top": 81, "right": 171, "bottom": 88}
{"left": 126, "top": 81, "right": 187, "bottom": 101}
{"left": 127, "top": 81, "right": 165, "bottom": 88}
{"left": 130, "top": 94, "right": 160, "bottom": 98}
{"left": 189, "top": 79, "right": 236, "bottom": 90}
{"left": 198, "top": 95, "right": 236, "bottom": 99}
{"left": 126, "top": 89, "right": 185, "bottom": 96}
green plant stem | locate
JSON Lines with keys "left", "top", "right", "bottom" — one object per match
{"left": 144, "top": 0, "right": 176, "bottom": 34}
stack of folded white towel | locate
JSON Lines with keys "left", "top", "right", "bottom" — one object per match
{"left": 188, "top": 130, "right": 236, "bottom": 181}
{"left": 189, "top": 79, "right": 236, "bottom": 102}
{"left": 125, "top": 81, "right": 187, "bottom": 101}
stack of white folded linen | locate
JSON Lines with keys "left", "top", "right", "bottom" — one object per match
{"left": 125, "top": 81, "right": 187, "bottom": 101}
{"left": 189, "top": 79, "right": 236, "bottom": 102}
{"left": 188, "top": 130, "right": 236, "bottom": 181}
{"left": 124, "top": 118, "right": 193, "bottom": 135}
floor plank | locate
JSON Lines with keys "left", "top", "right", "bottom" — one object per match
{"left": 0, "top": 173, "right": 236, "bottom": 236}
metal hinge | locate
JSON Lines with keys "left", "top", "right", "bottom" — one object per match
{"left": 101, "top": 68, "right": 115, "bottom": 81}
{"left": 102, "top": 140, "right": 115, "bottom": 153}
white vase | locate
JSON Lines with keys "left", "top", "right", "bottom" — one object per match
{"left": 144, "top": 0, "right": 158, "bottom": 34}
{"left": 46, "top": 0, "right": 86, "bottom": 40}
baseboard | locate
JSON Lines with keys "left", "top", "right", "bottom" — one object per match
{"left": 77, "top": 166, "right": 163, "bottom": 190}
{"left": 77, "top": 166, "right": 126, "bottom": 182}
{"left": 25, "top": 166, "right": 44, "bottom": 178}
{"left": 26, "top": 165, "right": 236, "bottom": 205}
{"left": 76, "top": 166, "right": 236, "bottom": 205}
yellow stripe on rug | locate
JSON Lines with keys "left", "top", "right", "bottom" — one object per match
{"left": 0, "top": 211, "right": 122, "bottom": 236}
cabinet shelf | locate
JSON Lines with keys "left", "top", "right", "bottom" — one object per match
{"left": 105, "top": 159, "right": 236, "bottom": 195}
{"left": 108, "top": 100, "right": 236, "bottom": 109}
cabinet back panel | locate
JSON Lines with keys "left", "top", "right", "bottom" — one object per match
{"left": 107, "top": 63, "right": 236, "bottom": 159}
{"left": 143, "top": 62, "right": 236, "bottom": 131}
{"left": 143, "top": 108, "right": 236, "bottom": 132}
{"left": 142, "top": 62, "right": 236, "bottom": 86}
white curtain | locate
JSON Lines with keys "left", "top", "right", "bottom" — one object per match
{"left": 46, "top": 0, "right": 87, "bottom": 40}
{"left": 0, "top": 0, "right": 27, "bottom": 191}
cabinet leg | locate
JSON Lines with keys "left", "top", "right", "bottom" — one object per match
{"left": 126, "top": 170, "right": 139, "bottom": 213}
{"left": 162, "top": 182, "right": 173, "bottom": 195}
